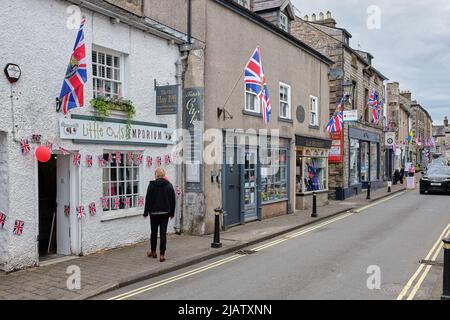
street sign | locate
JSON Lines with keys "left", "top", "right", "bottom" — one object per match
{"left": 343, "top": 110, "right": 358, "bottom": 122}
{"left": 385, "top": 132, "right": 396, "bottom": 147}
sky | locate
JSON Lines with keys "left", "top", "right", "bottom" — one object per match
{"left": 291, "top": 0, "right": 450, "bottom": 124}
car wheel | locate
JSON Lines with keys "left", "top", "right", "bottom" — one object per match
{"left": 420, "top": 189, "right": 425, "bottom": 194}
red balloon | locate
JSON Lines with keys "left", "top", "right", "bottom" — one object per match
{"left": 35, "top": 146, "right": 52, "bottom": 163}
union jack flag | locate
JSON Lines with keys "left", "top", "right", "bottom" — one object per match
{"left": 101, "top": 197, "right": 109, "bottom": 210}
{"left": 0, "top": 212, "right": 6, "bottom": 228}
{"left": 113, "top": 197, "right": 120, "bottom": 210}
{"left": 125, "top": 197, "right": 131, "bottom": 209}
{"left": 171, "top": 151, "right": 177, "bottom": 164}
{"left": 176, "top": 186, "right": 182, "bottom": 199}
{"left": 326, "top": 95, "right": 345, "bottom": 133}
{"left": 147, "top": 156, "right": 153, "bottom": 168}
{"left": 21, "top": 139, "right": 30, "bottom": 155}
{"left": 136, "top": 153, "right": 143, "bottom": 166}
{"left": 46, "top": 141, "right": 54, "bottom": 153}
{"left": 127, "top": 152, "right": 133, "bottom": 163}
{"left": 59, "top": 147, "right": 70, "bottom": 155}
{"left": 88, "top": 202, "right": 96, "bottom": 216}
{"left": 73, "top": 153, "right": 81, "bottom": 167}
{"left": 98, "top": 155, "right": 106, "bottom": 167}
{"left": 156, "top": 156, "right": 162, "bottom": 167}
{"left": 369, "top": 89, "right": 382, "bottom": 124}
{"left": 244, "top": 47, "right": 272, "bottom": 126}
{"left": 138, "top": 196, "right": 144, "bottom": 207}
{"left": 115, "top": 152, "right": 122, "bottom": 165}
{"left": 108, "top": 153, "right": 113, "bottom": 163}
{"left": 76, "top": 206, "right": 85, "bottom": 219}
{"left": 164, "top": 154, "right": 171, "bottom": 165}
{"left": 13, "top": 220, "right": 24, "bottom": 236}
{"left": 59, "top": 18, "right": 87, "bottom": 115}
{"left": 64, "top": 205, "right": 70, "bottom": 217}
{"left": 86, "top": 155, "right": 93, "bottom": 167}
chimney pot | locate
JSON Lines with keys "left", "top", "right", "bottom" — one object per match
{"left": 304, "top": 14, "right": 309, "bottom": 21}
{"left": 311, "top": 13, "right": 316, "bottom": 21}
{"left": 327, "top": 11, "right": 332, "bottom": 19}
{"left": 319, "top": 12, "right": 324, "bottom": 20}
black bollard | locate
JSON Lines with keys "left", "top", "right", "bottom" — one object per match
{"left": 211, "top": 208, "right": 222, "bottom": 249}
{"left": 367, "top": 182, "right": 371, "bottom": 200}
{"left": 311, "top": 192, "right": 318, "bottom": 218}
{"left": 442, "top": 238, "right": 450, "bottom": 300}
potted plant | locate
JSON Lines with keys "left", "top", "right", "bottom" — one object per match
{"left": 90, "top": 96, "right": 136, "bottom": 132}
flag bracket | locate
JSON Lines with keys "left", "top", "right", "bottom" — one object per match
{"left": 55, "top": 97, "right": 62, "bottom": 113}
{"left": 217, "top": 107, "right": 233, "bottom": 121}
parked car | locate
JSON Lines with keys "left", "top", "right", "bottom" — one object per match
{"left": 420, "top": 166, "right": 450, "bottom": 194}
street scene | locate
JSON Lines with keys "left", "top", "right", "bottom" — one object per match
{"left": 0, "top": 0, "right": 450, "bottom": 304}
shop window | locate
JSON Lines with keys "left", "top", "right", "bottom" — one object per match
{"left": 279, "top": 83, "right": 291, "bottom": 119}
{"left": 296, "top": 153, "right": 328, "bottom": 193}
{"left": 92, "top": 49, "right": 123, "bottom": 98}
{"left": 245, "top": 87, "right": 260, "bottom": 113}
{"left": 261, "top": 148, "right": 288, "bottom": 203}
{"left": 360, "top": 142, "right": 370, "bottom": 182}
{"left": 310, "top": 95, "right": 319, "bottom": 126}
{"left": 102, "top": 152, "right": 141, "bottom": 212}
{"left": 349, "top": 139, "right": 360, "bottom": 185}
{"left": 370, "top": 143, "right": 379, "bottom": 181}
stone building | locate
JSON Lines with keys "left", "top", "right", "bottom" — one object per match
{"left": 411, "top": 101, "right": 433, "bottom": 166}
{"left": 0, "top": 0, "right": 186, "bottom": 271}
{"left": 433, "top": 117, "right": 450, "bottom": 158}
{"left": 290, "top": 12, "right": 388, "bottom": 200}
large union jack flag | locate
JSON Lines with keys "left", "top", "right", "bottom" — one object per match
{"left": 59, "top": 18, "right": 87, "bottom": 115}
{"left": 244, "top": 47, "right": 272, "bottom": 126}
{"left": 326, "top": 95, "right": 345, "bottom": 133}
{"left": 369, "top": 89, "right": 382, "bottom": 124}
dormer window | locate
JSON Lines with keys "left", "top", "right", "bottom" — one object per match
{"left": 235, "top": 0, "right": 250, "bottom": 9}
{"left": 280, "top": 12, "right": 289, "bottom": 32}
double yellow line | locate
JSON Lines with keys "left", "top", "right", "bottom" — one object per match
{"left": 396, "top": 223, "right": 450, "bottom": 300}
{"left": 109, "top": 192, "right": 405, "bottom": 300}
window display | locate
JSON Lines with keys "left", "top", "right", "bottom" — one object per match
{"left": 296, "top": 149, "right": 328, "bottom": 193}
{"left": 360, "top": 141, "right": 370, "bottom": 182}
{"left": 261, "top": 148, "right": 288, "bottom": 203}
{"left": 349, "top": 139, "right": 360, "bottom": 186}
{"left": 370, "top": 143, "right": 379, "bottom": 181}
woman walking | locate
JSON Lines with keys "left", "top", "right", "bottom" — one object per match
{"left": 143, "top": 168, "right": 176, "bottom": 262}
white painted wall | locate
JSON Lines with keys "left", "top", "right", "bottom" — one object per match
{"left": 0, "top": 0, "right": 180, "bottom": 270}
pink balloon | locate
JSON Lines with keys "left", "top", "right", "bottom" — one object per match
{"left": 35, "top": 146, "right": 51, "bottom": 163}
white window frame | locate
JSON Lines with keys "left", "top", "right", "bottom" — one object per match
{"left": 245, "top": 85, "right": 261, "bottom": 114}
{"left": 92, "top": 46, "right": 125, "bottom": 99}
{"left": 280, "top": 12, "right": 289, "bottom": 32}
{"left": 310, "top": 95, "right": 319, "bottom": 126}
{"left": 279, "top": 82, "right": 291, "bottom": 119}
{"left": 235, "top": 0, "right": 250, "bottom": 9}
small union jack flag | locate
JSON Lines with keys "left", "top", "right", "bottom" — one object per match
{"left": 0, "top": 212, "right": 6, "bottom": 229}
{"left": 76, "top": 206, "right": 85, "bottom": 219}
{"left": 136, "top": 153, "right": 143, "bottom": 166}
{"left": 21, "top": 139, "right": 30, "bottom": 155}
{"left": 59, "top": 147, "right": 70, "bottom": 155}
{"left": 127, "top": 152, "right": 133, "bottom": 163}
{"left": 125, "top": 197, "right": 131, "bottom": 209}
{"left": 115, "top": 152, "right": 122, "bottom": 165}
{"left": 171, "top": 151, "right": 177, "bottom": 164}
{"left": 98, "top": 155, "right": 106, "bottom": 167}
{"left": 147, "top": 156, "right": 153, "bottom": 167}
{"left": 176, "top": 186, "right": 182, "bottom": 199}
{"left": 64, "top": 205, "right": 70, "bottom": 217}
{"left": 101, "top": 197, "right": 109, "bottom": 210}
{"left": 89, "top": 202, "right": 96, "bottom": 216}
{"left": 156, "top": 156, "right": 162, "bottom": 167}
{"left": 13, "top": 220, "right": 24, "bottom": 236}
{"left": 73, "top": 153, "right": 81, "bottom": 167}
{"left": 138, "top": 196, "right": 144, "bottom": 207}
{"left": 108, "top": 153, "right": 113, "bottom": 163}
{"left": 113, "top": 197, "right": 120, "bottom": 210}
{"left": 86, "top": 155, "right": 93, "bottom": 167}
{"left": 46, "top": 141, "right": 54, "bottom": 153}
{"left": 164, "top": 155, "right": 171, "bottom": 166}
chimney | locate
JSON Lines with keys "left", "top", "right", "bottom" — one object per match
{"left": 445, "top": 116, "right": 449, "bottom": 127}
{"left": 400, "top": 90, "right": 412, "bottom": 102}
{"left": 304, "top": 14, "right": 309, "bottom": 21}
{"left": 319, "top": 12, "right": 324, "bottom": 20}
{"left": 311, "top": 13, "right": 316, "bottom": 22}
{"left": 310, "top": 10, "right": 337, "bottom": 27}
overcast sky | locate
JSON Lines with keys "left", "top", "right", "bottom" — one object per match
{"left": 291, "top": 0, "right": 450, "bottom": 124}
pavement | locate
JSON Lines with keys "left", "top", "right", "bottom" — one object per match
{"left": 95, "top": 187, "right": 450, "bottom": 300}
{"left": 0, "top": 181, "right": 423, "bottom": 300}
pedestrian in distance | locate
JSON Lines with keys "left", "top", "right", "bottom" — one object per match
{"left": 143, "top": 167, "right": 176, "bottom": 262}
{"left": 393, "top": 169, "right": 400, "bottom": 185}
{"left": 399, "top": 166, "right": 405, "bottom": 185}
{"left": 408, "top": 163, "right": 416, "bottom": 177}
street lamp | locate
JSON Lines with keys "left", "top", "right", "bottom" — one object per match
{"left": 4, "top": 63, "right": 21, "bottom": 83}
{"left": 342, "top": 80, "right": 354, "bottom": 109}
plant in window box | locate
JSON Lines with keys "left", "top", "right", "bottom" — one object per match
{"left": 90, "top": 96, "right": 136, "bottom": 134}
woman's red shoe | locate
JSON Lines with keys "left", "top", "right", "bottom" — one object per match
{"left": 160, "top": 255, "right": 166, "bottom": 262}
{"left": 147, "top": 251, "right": 157, "bottom": 258}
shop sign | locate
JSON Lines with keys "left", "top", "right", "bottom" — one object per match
{"left": 329, "top": 132, "right": 343, "bottom": 164}
{"left": 343, "top": 110, "right": 358, "bottom": 122}
{"left": 59, "top": 116, "right": 172, "bottom": 146}
{"left": 295, "top": 135, "right": 332, "bottom": 149}
{"left": 156, "top": 85, "right": 178, "bottom": 115}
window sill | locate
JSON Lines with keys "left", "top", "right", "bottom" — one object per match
{"left": 309, "top": 125, "right": 320, "bottom": 130}
{"left": 242, "top": 110, "right": 262, "bottom": 118}
{"left": 278, "top": 117, "right": 293, "bottom": 124}
{"left": 101, "top": 209, "right": 143, "bottom": 222}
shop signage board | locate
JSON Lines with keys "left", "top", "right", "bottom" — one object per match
{"left": 343, "top": 110, "right": 358, "bottom": 122}
{"left": 156, "top": 85, "right": 178, "bottom": 115}
{"left": 59, "top": 115, "right": 172, "bottom": 146}
{"left": 329, "top": 132, "right": 343, "bottom": 164}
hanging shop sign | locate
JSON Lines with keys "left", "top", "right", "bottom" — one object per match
{"left": 343, "top": 110, "right": 358, "bottom": 122}
{"left": 385, "top": 132, "right": 396, "bottom": 147}
{"left": 60, "top": 115, "right": 173, "bottom": 146}
{"left": 329, "top": 132, "right": 343, "bottom": 164}
{"left": 156, "top": 85, "right": 178, "bottom": 115}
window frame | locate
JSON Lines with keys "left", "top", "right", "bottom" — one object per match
{"left": 279, "top": 82, "right": 291, "bottom": 120}
{"left": 235, "top": 0, "right": 250, "bottom": 9}
{"left": 245, "top": 85, "right": 261, "bottom": 114}
{"left": 261, "top": 147, "right": 289, "bottom": 204}
{"left": 92, "top": 46, "right": 125, "bottom": 99}
{"left": 279, "top": 12, "right": 289, "bottom": 32}
{"left": 309, "top": 95, "right": 319, "bottom": 126}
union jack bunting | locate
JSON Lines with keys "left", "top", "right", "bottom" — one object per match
{"left": 58, "top": 18, "right": 87, "bottom": 115}
{"left": 115, "top": 152, "right": 122, "bottom": 165}
{"left": 156, "top": 156, "right": 162, "bottom": 167}
{"left": 46, "top": 141, "right": 54, "bottom": 153}
{"left": 13, "top": 220, "right": 24, "bottom": 236}
{"left": 0, "top": 212, "right": 6, "bottom": 229}
{"left": 98, "top": 155, "right": 106, "bottom": 167}
{"left": 73, "top": 153, "right": 81, "bottom": 167}
{"left": 171, "top": 151, "right": 177, "bottom": 164}
{"left": 101, "top": 197, "right": 109, "bottom": 210}
{"left": 125, "top": 197, "right": 131, "bottom": 209}
{"left": 136, "top": 153, "right": 143, "bottom": 166}
{"left": 59, "top": 147, "right": 70, "bottom": 155}
{"left": 138, "top": 196, "right": 144, "bottom": 207}
{"left": 108, "top": 153, "right": 113, "bottom": 163}
{"left": 21, "top": 139, "right": 30, "bottom": 155}
{"left": 244, "top": 47, "right": 272, "bottom": 126}
{"left": 147, "top": 156, "right": 153, "bottom": 168}
{"left": 64, "top": 205, "right": 70, "bottom": 217}
{"left": 176, "top": 186, "right": 182, "bottom": 199}
{"left": 88, "top": 202, "right": 96, "bottom": 216}
{"left": 127, "top": 152, "right": 133, "bottom": 163}
{"left": 113, "top": 197, "right": 120, "bottom": 210}
{"left": 86, "top": 155, "right": 93, "bottom": 167}
{"left": 76, "top": 206, "right": 85, "bottom": 219}
{"left": 326, "top": 95, "right": 346, "bottom": 133}
{"left": 164, "top": 154, "right": 171, "bottom": 165}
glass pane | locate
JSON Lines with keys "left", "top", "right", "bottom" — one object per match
{"left": 119, "top": 167, "right": 125, "bottom": 181}
{"left": 92, "top": 64, "right": 97, "bottom": 77}
{"left": 133, "top": 167, "right": 138, "bottom": 180}
{"left": 350, "top": 139, "right": 360, "bottom": 185}
{"left": 111, "top": 167, "right": 117, "bottom": 181}
{"left": 92, "top": 51, "right": 97, "bottom": 63}
{"left": 103, "top": 168, "right": 110, "bottom": 181}
{"left": 110, "top": 182, "right": 118, "bottom": 197}
{"left": 114, "top": 56, "right": 120, "bottom": 68}
{"left": 133, "top": 181, "right": 139, "bottom": 194}
{"left": 99, "top": 52, "right": 105, "bottom": 65}
{"left": 106, "top": 67, "right": 112, "bottom": 80}
{"left": 114, "top": 69, "right": 120, "bottom": 81}
{"left": 103, "top": 183, "right": 110, "bottom": 197}
{"left": 106, "top": 54, "right": 113, "bottom": 67}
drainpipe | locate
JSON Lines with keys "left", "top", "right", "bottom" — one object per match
{"left": 187, "top": 0, "right": 192, "bottom": 45}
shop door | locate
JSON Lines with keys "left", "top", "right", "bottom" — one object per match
{"left": 360, "top": 141, "right": 370, "bottom": 182}
{"left": 56, "top": 155, "right": 71, "bottom": 255}
{"left": 224, "top": 145, "right": 241, "bottom": 227}
{"left": 243, "top": 147, "right": 257, "bottom": 222}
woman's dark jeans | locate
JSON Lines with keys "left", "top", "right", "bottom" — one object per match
{"left": 150, "top": 214, "right": 170, "bottom": 254}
